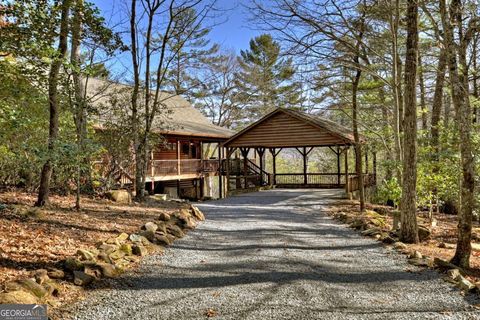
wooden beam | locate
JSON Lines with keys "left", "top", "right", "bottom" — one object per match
{"left": 303, "top": 146, "right": 308, "bottom": 185}
{"left": 218, "top": 145, "right": 223, "bottom": 198}
{"left": 199, "top": 177, "right": 204, "bottom": 199}
{"left": 177, "top": 140, "right": 181, "bottom": 175}
{"left": 345, "top": 147, "right": 349, "bottom": 194}
{"left": 257, "top": 147, "right": 265, "bottom": 185}
{"left": 150, "top": 149, "right": 155, "bottom": 194}
{"left": 328, "top": 146, "right": 339, "bottom": 155}
{"left": 269, "top": 148, "right": 279, "bottom": 185}
{"left": 337, "top": 146, "right": 341, "bottom": 186}
{"left": 226, "top": 147, "right": 231, "bottom": 196}
{"left": 176, "top": 179, "right": 180, "bottom": 199}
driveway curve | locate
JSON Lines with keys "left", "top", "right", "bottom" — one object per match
{"left": 72, "top": 189, "right": 479, "bottom": 320}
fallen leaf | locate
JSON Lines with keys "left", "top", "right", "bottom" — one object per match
{"left": 205, "top": 308, "right": 218, "bottom": 318}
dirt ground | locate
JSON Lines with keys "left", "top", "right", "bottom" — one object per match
{"left": 328, "top": 200, "right": 480, "bottom": 283}
{"left": 0, "top": 189, "right": 189, "bottom": 307}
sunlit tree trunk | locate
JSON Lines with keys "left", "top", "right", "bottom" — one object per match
{"left": 400, "top": 0, "right": 419, "bottom": 244}
{"left": 36, "top": 0, "right": 71, "bottom": 207}
{"left": 440, "top": 0, "right": 476, "bottom": 268}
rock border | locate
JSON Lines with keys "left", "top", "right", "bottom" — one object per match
{"left": 329, "top": 209, "right": 480, "bottom": 296}
{"left": 0, "top": 204, "right": 205, "bottom": 306}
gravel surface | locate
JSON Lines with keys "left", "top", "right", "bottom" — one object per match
{"left": 72, "top": 189, "right": 480, "bottom": 320}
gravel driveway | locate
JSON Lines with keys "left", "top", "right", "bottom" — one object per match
{"left": 72, "top": 189, "right": 479, "bottom": 319}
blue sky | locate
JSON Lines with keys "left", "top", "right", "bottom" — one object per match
{"left": 91, "top": 0, "right": 259, "bottom": 53}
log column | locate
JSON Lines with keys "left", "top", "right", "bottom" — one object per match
{"left": 344, "top": 147, "right": 350, "bottom": 194}
{"left": 269, "top": 148, "right": 281, "bottom": 185}
{"left": 337, "top": 147, "right": 341, "bottom": 186}
{"left": 177, "top": 139, "right": 181, "bottom": 176}
{"left": 150, "top": 149, "right": 155, "bottom": 194}
{"left": 257, "top": 147, "right": 266, "bottom": 185}
{"left": 218, "top": 144, "right": 223, "bottom": 198}
{"left": 240, "top": 147, "right": 250, "bottom": 189}
{"left": 225, "top": 147, "right": 234, "bottom": 196}
{"left": 296, "top": 147, "right": 313, "bottom": 186}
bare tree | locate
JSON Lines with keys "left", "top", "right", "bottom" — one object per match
{"left": 440, "top": 0, "right": 477, "bottom": 268}
{"left": 36, "top": 0, "right": 71, "bottom": 206}
{"left": 129, "top": 0, "right": 216, "bottom": 200}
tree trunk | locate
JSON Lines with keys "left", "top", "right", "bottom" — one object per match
{"left": 418, "top": 52, "right": 428, "bottom": 130}
{"left": 35, "top": 0, "right": 71, "bottom": 207}
{"left": 352, "top": 13, "right": 366, "bottom": 213}
{"left": 472, "top": 28, "right": 479, "bottom": 122}
{"left": 440, "top": 0, "right": 475, "bottom": 268}
{"left": 352, "top": 69, "right": 365, "bottom": 212}
{"left": 430, "top": 49, "right": 446, "bottom": 216}
{"left": 430, "top": 50, "right": 446, "bottom": 155}
{"left": 130, "top": 0, "right": 143, "bottom": 200}
{"left": 389, "top": 0, "right": 403, "bottom": 183}
{"left": 71, "top": 0, "right": 86, "bottom": 210}
{"left": 400, "top": 0, "right": 419, "bottom": 244}
{"left": 379, "top": 83, "right": 393, "bottom": 180}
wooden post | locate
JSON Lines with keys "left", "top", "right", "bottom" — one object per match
{"left": 345, "top": 147, "right": 349, "bottom": 194}
{"left": 303, "top": 147, "right": 307, "bottom": 185}
{"left": 373, "top": 150, "right": 377, "bottom": 185}
{"left": 336, "top": 146, "right": 341, "bottom": 186}
{"left": 176, "top": 179, "right": 180, "bottom": 198}
{"left": 194, "top": 179, "right": 198, "bottom": 199}
{"left": 226, "top": 147, "right": 231, "bottom": 196}
{"left": 177, "top": 140, "right": 181, "bottom": 176}
{"left": 240, "top": 147, "right": 250, "bottom": 189}
{"left": 199, "top": 142, "right": 203, "bottom": 171}
{"left": 269, "top": 148, "right": 277, "bottom": 185}
{"left": 150, "top": 149, "right": 155, "bottom": 194}
{"left": 200, "top": 177, "right": 204, "bottom": 199}
{"left": 257, "top": 147, "right": 265, "bottom": 185}
{"left": 218, "top": 144, "right": 223, "bottom": 198}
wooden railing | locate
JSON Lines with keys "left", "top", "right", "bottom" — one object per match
{"left": 148, "top": 159, "right": 220, "bottom": 176}
{"left": 227, "top": 174, "right": 262, "bottom": 189}
{"left": 94, "top": 159, "right": 221, "bottom": 186}
{"left": 275, "top": 173, "right": 346, "bottom": 187}
{"left": 347, "top": 173, "right": 376, "bottom": 192}
{"left": 150, "top": 160, "right": 178, "bottom": 176}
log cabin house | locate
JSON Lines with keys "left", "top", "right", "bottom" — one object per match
{"left": 87, "top": 78, "right": 233, "bottom": 199}
{"left": 87, "top": 78, "right": 375, "bottom": 200}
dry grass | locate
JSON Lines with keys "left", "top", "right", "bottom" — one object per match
{"left": 0, "top": 190, "right": 188, "bottom": 286}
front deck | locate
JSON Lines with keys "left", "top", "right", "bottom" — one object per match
{"left": 145, "top": 159, "right": 220, "bottom": 182}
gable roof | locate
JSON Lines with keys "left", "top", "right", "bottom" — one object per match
{"left": 223, "top": 108, "right": 360, "bottom": 148}
{"left": 85, "top": 78, "right": 234, "bottom": 140}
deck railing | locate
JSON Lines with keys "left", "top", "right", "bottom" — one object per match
{"left": 95, "top": 159, "right": 221, "bottom": 185}
{"left": 275, "top": 173, "right": 347, "bottom": 187}
{"left": 347, "top": 173, "right": 376, "bottom": 192}
{"left": 148, "top": 159, "right": 220, "bottom": 176}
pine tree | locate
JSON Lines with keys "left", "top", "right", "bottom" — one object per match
{"left": 236, "top": 34, "right": 304, "bottom": 120}
{"left": 166, "top": 6, "right": 219, "bottom": 99}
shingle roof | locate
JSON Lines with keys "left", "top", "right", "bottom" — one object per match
{"left": 85, "top": 78, "right": 234, "bottom": 140}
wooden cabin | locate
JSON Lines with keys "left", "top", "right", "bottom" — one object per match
{"left": 86, "top": 78, "right": 233, "bottom": 199}
{"left": 87, "top": 78, "right": 374, "bottom": 200}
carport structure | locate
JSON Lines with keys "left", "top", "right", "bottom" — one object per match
{"left": 221, "top": 108, "right": 376, "bottom": 195}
